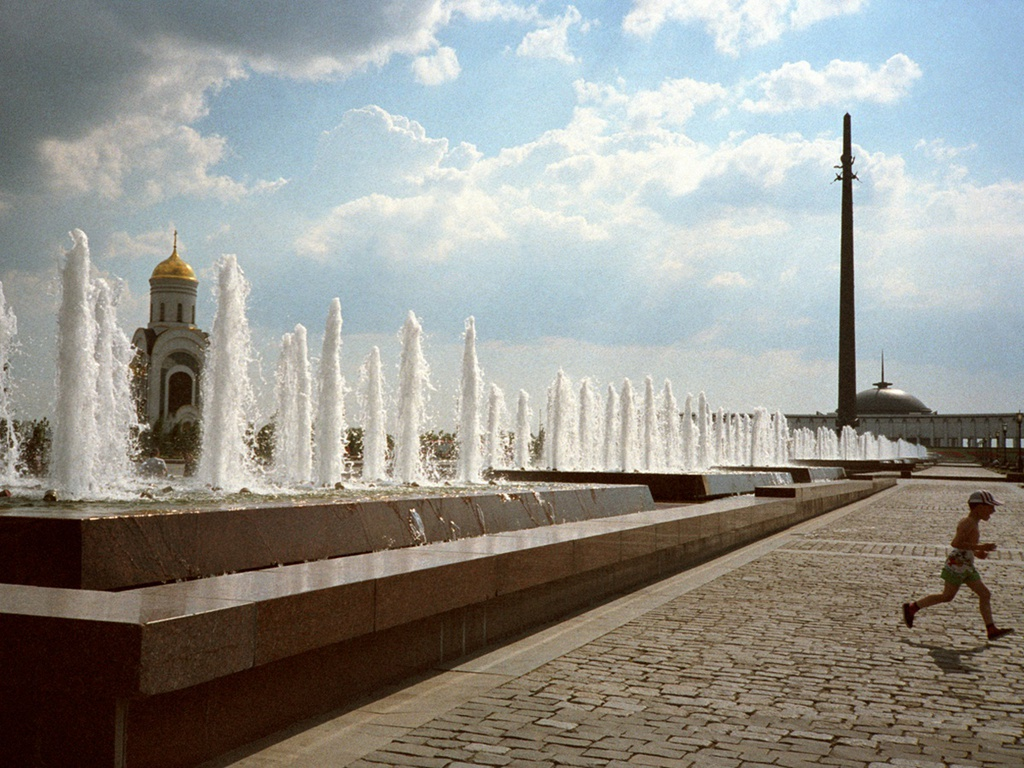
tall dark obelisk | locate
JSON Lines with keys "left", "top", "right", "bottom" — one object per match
{"left": 836, "top": 113, "right": 858, "bottom": 430}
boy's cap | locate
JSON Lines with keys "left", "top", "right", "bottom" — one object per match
{"left": 969, "top": 490, "right": 1002, "bottom": 507}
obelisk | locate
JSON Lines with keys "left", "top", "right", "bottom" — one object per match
{"left": 836, "top": 113, "right": 857, "bottom": 430}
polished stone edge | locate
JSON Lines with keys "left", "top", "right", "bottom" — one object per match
{"left": 0, "top": 484, "right": 655, "bottom": 589}
{"left": 0, "top": 478, "right": 895, "bottom": 767}
{"left": 488, "top": 469, "right": 800, "bottom": 502}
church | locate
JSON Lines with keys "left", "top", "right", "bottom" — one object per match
{"left": 131, "top": 234, "right": 207, "bottom": 431}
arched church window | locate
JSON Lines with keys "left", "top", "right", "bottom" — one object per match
{"left": 160, "top": 304, "right": 165, "bottom": 322}
{"left": 191, "top": 305, "right": 195, "bottom": 324}
{"left": 167, "top": 371, "right": 193, "bottom": 415}
{"left": 177, "top": 304, "right": 183, "bottom": 323}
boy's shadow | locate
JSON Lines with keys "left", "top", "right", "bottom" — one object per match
{"left": 902, "top": 639, "right": 989, "bottom": 675}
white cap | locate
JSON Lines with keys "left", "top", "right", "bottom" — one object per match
{"left": 968, "top": 490, "right": 1002, "bottom": 507}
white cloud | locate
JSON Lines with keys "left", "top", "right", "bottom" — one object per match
{"left": 623, "top": 0, "right": 866, "bottom": 55}
{"left": 914, "top": 138, "right": 977, "bottom": 163}
{"left": 741, "top": 54, "right": 922, "bottom": 113}
{"left": 412, "top": 46, "right": 462, "bottom": 85}
{"left": 448, "top": 0, "right": 540, "bottom": 23}
{"left": 709, "top": 271, "right": 749, "bottom": 287}
{"left": 516, "top": 6, "right": 584, "bottom": 63}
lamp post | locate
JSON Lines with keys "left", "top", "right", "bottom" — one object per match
{"left": 1016, "top": 412, "right": 1023, "bottom": 471}
{"left": 1002, "top": 424, "right": 1008, "bottom": 465}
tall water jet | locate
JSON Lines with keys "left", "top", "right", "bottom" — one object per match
{"left": 514, "top": 390, "right": 532, "bottom": 468}
{"left": 681, "top": 394, "right": 697, "bottom": 470}
{"left": 548, "top": 370, "right": 576, "bottom": 470}
{"left": 198, "top": 254, "right": 257, "bottom": 491}
{"left": 696, "top": 392, "right": 712, "bottom": 470}
{"left": 456, "top": 317, "right": 482, "bottom": 483}
{"left": 92, "top": 278, "right": 138, "bottom": 487}
{"left": 661, "top": 380, "right": 680, "bottom": 469}
{"left": 577, "top": 379, "right": 601, "bottom": 470}
{"left": 273, "top": 325, "right": 313, "bottom": 485}
{"left": 484, "top": 383, "right": 506, "bottom": 470}
{"left": 619, "top": 378, "right": 637, "bottom": 472}
{"left": 0, "top": 282, "right": 19, "bottom": 482}
{"left": 360, "top": 346, "right": 388, "bottom": 481}
{"left": 315, "top": 299, "right": 346, "bottom": 485}
{"left": 52, "top": 229, "right": 98, "bottom": 498}
{"left": 602, "top": 384, "right": 619, "bottom": 470}
{"left": 641, "top": 376, "right": 659, "bottom": 471}
{"left": 394, "top": 311, "right": 430, "bottom": 484}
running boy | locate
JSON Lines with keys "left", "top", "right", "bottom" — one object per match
{"left": 903, "top": 489, "right": 1013, "bottom": 641}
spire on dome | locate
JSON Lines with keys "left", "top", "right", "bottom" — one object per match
{"left": 150, "top": 230, "right": 197, "bottom": 282}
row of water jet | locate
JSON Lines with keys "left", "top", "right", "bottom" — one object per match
{"left": 5, "top": 236, "right": 927, "bottom": 497}
{"left": 538, "top": 371, "right": 925, "bottom": 473}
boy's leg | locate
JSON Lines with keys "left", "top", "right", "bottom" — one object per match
{"left": 966, "top": 579, "right": 1014, "bottom": 639}
{"left": 904, "top": 581, "right": 959, "bottom": 628}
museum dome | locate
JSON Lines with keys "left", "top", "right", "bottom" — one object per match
{"left": 151, "top": 233, "right": 197, "bottom": 282}
{"left": 855, "top": 356, "right": 932, "bottom": 415}
{"left": 856, "top": 385, "right": 932, "bottom": 415}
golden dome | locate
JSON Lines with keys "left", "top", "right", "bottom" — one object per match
{"left": 151, "top": 232, "right": 197, "bottom": 282}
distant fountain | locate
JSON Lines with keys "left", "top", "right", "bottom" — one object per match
{"left": 315, "top": 298, "right": 346, "bottom": 486}
{"left": 484, "top": 383, "right": 506, "bottom": 470}
{"left": 578, "top": 379, "right": 600, "bottom": 470}
{"left": 456, "top": 317, "right": 482, "bottom": 483}
{"left": 548, "top": 370, "right": 576, "bottom": 470}
{"left": 661, "top": 381, "right": 680, "bottom": 469}
{"left": 514, "top": 390, "right": 531, "bottom": 468}
{"left": 602, "top": 384, "right": 618, "bottom": 471}
{"left": 619, "top": 378, "right": 637, "bottom": 472}
{"left": 198, "top": 254, "right": 257, "bottom": 491}
{"left": 642, "top": 376, "right": 659, "bottom": 472}
{"left": 274, "top": 324, "right": 313, "bottom": 485}
{"left": 0, "top": 282, "right": 19, "bottom": 482}
{"left": 393, "top": 311, "right": 429, "bottom": 484}
{"left": 360, "top": 346, "right": 388, "bottom": 481}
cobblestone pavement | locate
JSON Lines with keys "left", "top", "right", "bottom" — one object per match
{"left": 223, "top": 477, "right": 1024, "bottom": 767}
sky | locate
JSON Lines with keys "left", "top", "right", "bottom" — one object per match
{"left": 2, "top": 0, "right": 1023, "bottom": 429}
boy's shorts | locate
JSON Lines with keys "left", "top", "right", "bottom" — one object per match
{"left": 941, "top": 548, "right": 980, "bottom": 585}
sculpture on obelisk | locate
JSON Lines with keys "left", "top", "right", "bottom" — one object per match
{"left": 835, "top": 113, "right": 858, "bottom": 430}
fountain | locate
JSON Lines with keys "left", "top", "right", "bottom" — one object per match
{"left": 0, "top": 228, "right": 928, "bottom": 502}
{"left": 484, "top": 383, "right": 506, "bottom": 470}
{"left": 198, "top": 254, "right": 258, "bottom": 491}
{"left": 274, "top": 324, "right": 313, "bottom": 485}
{"left": 514, "top": 389, "right": 531, "bottom": 468}
{"left": 360, "top": 346, "right": 388, "bottom": 481}
{"left": 456, "top": 316, "right": 482, "bottom": 483}
{"left": 393, "top": 311, "right": 430, "bottom": 484}
{"left": 0, "top": 281, "right": 18, "bottom": 482}
{"left": 315, "top": 298, "right": 346, "bottom": 485}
